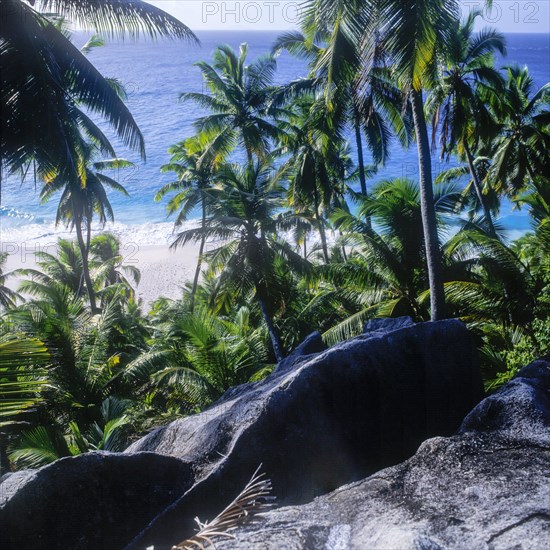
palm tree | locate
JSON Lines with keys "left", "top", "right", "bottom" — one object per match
{"left": 89, "top": 233, "right": 141, "bottom": 303}
{"left": 486, "top": 65, "right": 550, "bottom": 196}
{"left": 125, "top": 305, "right": 269, "bottom": 411}
{"left": 378, "top": 0, "right": 463, "bottom": 320}
{"left": 0, "top": 332, "right": 50, "bottom": 474}
{"left": 281, "top": 98, "right": 354, "bottom": 263}
{"left": 6, "top": 288, "right": 137, "bottom": 468}
{"left": 427, "top": 10, "right": 506, "bottom": 237}
{"left": 168, "top": 160, "right": 309, "bottom": 361}
{"left": 324, "top": 177, "right": 465, "bottom": 342}
{"left": 9, "top": 396, "right": 131, "bottom": 469}
{"left": 181, "top": 44, "right": 284, "bottom": 164}
{"left": 297, "top": 0, "right": 462, "bottom": 319}
{"left": 18, "top": 238, "right": 86, "bottom": 298}
{"left": 0, "top": 0, "right": 195, "bottom": 182}
{"left": 40, "top": 147, "right": 133, "bottom": 313}
{"left": 0, "top": 253, "right": 22, "bottom": 309}
{"left": 272, "top": 26, "right": 410, "bottom": 201}
{"left": 156, "top": 138, "right": 217, "bottom": 311}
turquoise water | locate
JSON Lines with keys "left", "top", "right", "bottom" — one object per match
{"left": 2, "top": 31, "right": 549, "bottom": 243}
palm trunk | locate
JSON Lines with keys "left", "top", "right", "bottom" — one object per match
{"left": 246, "top": 146, "right": 253, "bottom": 166}
{"left": 354, "top": 111, "right": 372, "bottom": 230}
{"left": 256, "top": 292, "right": 285, "bottom": 362}
{"left": 312, "top": 187, "right": 329, "bottom": 263}
{"left": 410, "top": 90, "right": 446, "bottom": 321}
{"left": 353, "top": 107, "right": 368, "bottom": 197}
{"left": 340, "top": 231, "right": 348, "bottom": 262}
{"left": 464, "top": 142, "right": 496, "bottom": 238}
{"left": 190, "top": 201, "right": 207, "bottom": 312}
{"left": 74, "top": 211, "right": 98, "bottom": 314}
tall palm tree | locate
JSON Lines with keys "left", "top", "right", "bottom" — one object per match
{"left": 169, "top": 160, "right": 309, "bottom": 361}
{"left": 272, "top": 26, "right": 410, "bottom": 201}
{"left": 281, "top": 98, "right": 354, "bottom": 263}
{"left": 40, "top": 147, "right": 133, "bottom": 313}
{"left": 181, "top": 44, "right": 284, "bottom": 164}
{"left": 325, "top": 177, "right": 465, "bottom": 342}
{"left": 297, "top": 0, "right": 461, "bottom": 319}
{"left": 377, "top": 0, "right": 461, "bottom": 320}
{"left": 485, "top": 65, "right": 550, "bottom": 196}
{"left": 427, "top": 10, "right": 506, "bottom": 237}
{"left": 1, "top": 0, "right": 195, "bottom": 182}
{"left": 156, "top": 137, "right": 217, "bottom": 311}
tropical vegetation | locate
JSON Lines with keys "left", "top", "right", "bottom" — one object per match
{"left": 1, "top": 0, "right": 549, "bottom": 474}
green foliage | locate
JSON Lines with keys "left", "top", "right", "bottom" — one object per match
{"left": 0, "top": 334, "right": 50, "bottom": 425}
{"left": 3, "top": 3, "right": 550, "bottom": 473}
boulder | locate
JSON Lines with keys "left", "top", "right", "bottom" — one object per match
{"left": 0, "top": 319, "right": 483, "bottom": 550}
{"left": 123, "top": 319, "right": 481, "bottom": 549}
{"left": 216, "top": 358, "right": 550, "bottom": 550}
{"left": 0, "top": 452, "right": 194, "bottom": 550}
{"left": 363, "top": 315, "right": 415, "bottom": 336}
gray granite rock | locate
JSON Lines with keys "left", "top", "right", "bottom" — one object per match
{"left": 215, "top": 359, "right": 550, "bottom": 550}
{"left": 0, "top": 452, "right": 194, "bottom": 550}
{"left": 0, "top": 319, "right": 484, "bottom": 550}
{"left": 124, "top": 319, "right": 482, "bottom": 549}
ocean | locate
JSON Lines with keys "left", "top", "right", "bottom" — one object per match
{"left": 2, "top": 31, "right": 549, "bottom": 247}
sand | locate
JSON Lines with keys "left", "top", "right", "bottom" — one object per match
{"left": 2, "top": 240, "right": 203, "bottom": 311}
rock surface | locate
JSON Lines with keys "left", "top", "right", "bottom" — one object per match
{"left": 216, "top": 358, "right": 550, "bottom": 550}
{"left": 123, "top": 318, "right": 481, "bottom": 549}
{"left": 0, "top": 452, "right": 194, "bottom": 550}
{"left": 0, "top": 319, "right": 483, "bottom": 550}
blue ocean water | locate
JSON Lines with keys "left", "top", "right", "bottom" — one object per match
{"left": 2, "top": 31, "right": 549, "bottom": 243}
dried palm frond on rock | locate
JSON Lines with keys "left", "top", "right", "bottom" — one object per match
{"left": 171, "top": 466, "right": 275, "bottom": 550}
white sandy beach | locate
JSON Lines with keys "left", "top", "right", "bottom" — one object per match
{"left": 2, "top": 235, "right": 203, "bottom": 310}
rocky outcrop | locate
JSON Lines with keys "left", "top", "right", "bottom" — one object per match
{"left": 123, "top": 318, "right": 481, "bottom": 549}
{"left": 0, "top": 319, "right": 483, "bottom": 550}
{"left": 0, "top": 452, "right": 194, "bottom": 550}
{"left": 216, "top": 358, "right": 550, "bottom": 550}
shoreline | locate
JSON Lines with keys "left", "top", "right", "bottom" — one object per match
{"left": 0, "top": 218, "right": 531, "bottom": 311}
{"left": 2, "top": 239, "right": 202, "bottom": 310}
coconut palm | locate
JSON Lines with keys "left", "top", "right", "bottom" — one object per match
{"left": 427, "top": 10, "right": 506, "bottom": 237}
{"left": 323, "top": 178, "right": 466, "bottom": 343}
{"left": 281, "top": 98, "right": 354, "bottom": 263}
{"left": 167, "top": 160, "right": 309, "bottom": 361}
{"left": 125, "top": 305, "right": 269, "bottom": 411}
{"left": 377, "top": 0, "right": 463, "bottom": 320}
{"left": 40, "top": 147, "right": 133, "bottom": 313}
{"left": 0, "top": 332, "right": 50, "bottom": 474}
{"left": 6, "top": 287, "right": 137, "bottom": 468}
{"left": 181, "top": 44, "right": 285, "bottom": 165}
{"left": 18, "top": 239, "right": 85, "bottom": 298}
{"left": 443, "top": 228, "right": 541, "bottom": 329}
{"left": 0, "top": 0, "right": 195, "bottom": 182}
{"left": 296, "top": 0, "right": 461, "bottom": 319}
{"left": 0, "top": 333, "right": 50, "bottom": 423}
{"left": 485, "top": 65, "right": 550, "bottom": 195}
{"left": 272, "top": 26, "right": 410, "bottom": 201}
{"left": 156, "top": 137, "right": 218, "bottom": 311}
{"left": 89, "top": 233, "right": 141, "bottom": 303}
{"left": 9, "top": 395, "right": 131, "bottom": 469}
